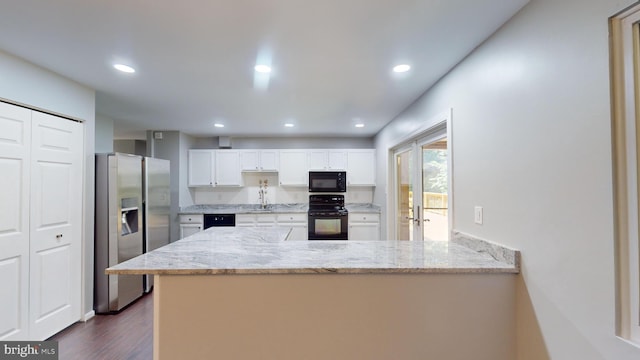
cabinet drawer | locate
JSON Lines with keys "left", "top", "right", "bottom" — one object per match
{"left": 235, "top": 214, "right": 255, "bottom": 224}
{"left": 349, "top": 213, "right": 380, "bottom": 223}
{"left": 179, "top": 214, "right": 203, "bottom": 224}
{"left": 276, "top": 213, "right": 307, "bottom": 223}
{"left": 256, "top": 214, "right": 277, "bottom": 223}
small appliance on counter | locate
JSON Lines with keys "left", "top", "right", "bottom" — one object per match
{"left": 308, "top": 194, "right": 348, "bottom": 240}
{"left": 308, "top": 171, "right": 346, "bottom": 192}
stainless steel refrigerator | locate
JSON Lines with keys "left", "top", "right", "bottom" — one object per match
{"left": 94, "top": 153, "right": 171, "bottom": 313}
{"left": 142, "top": 156, "right": 171, "bottom": 292}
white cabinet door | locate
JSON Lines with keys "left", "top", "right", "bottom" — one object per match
{"left": 215, "top": 150, "right": 242, "bottom": 186}
{"left": 235, "top": 214, "right": 256, "bottom": 227}
{"left": 349, "top": 223, "right": 380, "bottom": 241}
{"left": 279, "top": 150, "right": 308, "bottom": 186}
{"left": 277, "top": 214, "right": 307, "bottom": 241}
{"left": 188, "top": 150, "right": 214, "bottom": 186}
{"left": 348, "top": 213, "right": 380, "bottom": 241}
{"left": 180, "top": 224, "right": 202, "bottom": 239}
{"left": 285, "top": 224, "right": 308, "bottom": 241}
{"left": 30, "top": 111, "right": 83, "bottom": 340}
{"left": 259, "top": 150, "right": 279, "bottom": 171}
{"left": 0, "top": 103, "right": 31, "bottom": 340}
{"left": 308, "top": 150, "right": 347, "bottom": 170}
{"left": 307, "top": 150, "right": 328, "bottom": 170}
{"left": 179, "top": 215, "right": 203, "bottom": 239}
{"left": 328, "top": 150, "right": 347, "bottom": 170}
{"left": 256, "top": 214, "right": 277, "bottom": 227}
{"left": 240, "top": 150, "right": 279, "bottom": 172}
{"left": 347, "top": 150, "right": 375, "bottom": 186}
{"left": 240, "top": 150, "right": 260, "bottom": 171}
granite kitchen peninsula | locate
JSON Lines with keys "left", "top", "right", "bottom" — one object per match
{"left": 107, "top": 227, "right": 520, "bottom": 360}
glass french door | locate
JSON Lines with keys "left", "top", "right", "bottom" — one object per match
{"left": 395, "top": 147, "right": 414, "bottom": 240}
{"left": 395, "top": 129, "right": 449, "bottom": 241}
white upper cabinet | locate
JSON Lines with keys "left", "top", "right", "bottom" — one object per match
{"left": 279, "top": 150, "right": 308, "bottom": 186}
{"left": 259, "top": 150, "right": 279, "bottom": 171}
{"left": 240, "top": 150, "right": 279, "bottom": 172}
{"left": 215, "top": 150, "right": 242, "bottom": 186}
{"left": 188, "top": 149, "right": 215, "bottom": 186}
{"left": 347, "top": 149, "right": 376, "bottom": 186}
{"left": 308, "top": 150, "right": 347, "bottom": 170}
{"left": 189, "top": 148, "right": 374, "bottom": 187}
{"left": 188, "top": 150, "right": 242, "bottom": 187}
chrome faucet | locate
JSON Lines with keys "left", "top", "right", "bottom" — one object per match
{"left": 258, "top": 179, "right": 268, "bottom": 209}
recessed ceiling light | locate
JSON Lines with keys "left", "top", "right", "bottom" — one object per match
{"left": 113, "top": 64, "right": 135, "bottom": 73}
{"left": 214, "top": 123, "right": 225, "bottom": 128}
{"left": 284, "top": 123, "right": 294, "bottom": 128}
{"left": 355, "top": 123, "right": 365, "bottom": 128}
{"left": 392, "top": 64, "right": 411, "bottom": 73}
{"left": 254, "top": 65, "right": 272, "bottom": 73}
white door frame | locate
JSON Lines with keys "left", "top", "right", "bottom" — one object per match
{"left": 387, "top": 109, "right": 453, "bottom": 240}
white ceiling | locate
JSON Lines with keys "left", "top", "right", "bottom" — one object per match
{"left": 0, "top": 0, "right": 528, "bottom": 139}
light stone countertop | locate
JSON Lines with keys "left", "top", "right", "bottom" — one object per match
{"left": 106, "top": 226, "right": 519, "bottom": 275}
{"left": 179, "top": 203, "right": 381, "bottom": 214}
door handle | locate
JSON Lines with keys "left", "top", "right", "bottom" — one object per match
{"left": 413, "top": 206, "right": 421, "bottom": 226}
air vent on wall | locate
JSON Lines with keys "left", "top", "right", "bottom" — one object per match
{"left": 219, "top": 136, "right": 232, "bottom": 148}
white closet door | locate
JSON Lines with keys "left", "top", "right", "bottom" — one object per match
{"left": 0, "top": 103, "right": 31, "bottom": 340}
{"left": 29, "top": 111, "right": 82, "bottom": 340}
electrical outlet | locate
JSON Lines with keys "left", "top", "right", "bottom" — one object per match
{"left": 474, "top": 206, "right": 483, "bottom": 225}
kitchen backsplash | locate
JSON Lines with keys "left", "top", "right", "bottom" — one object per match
{"left": 194, "top": 172, "right": 373, "bottom": 205}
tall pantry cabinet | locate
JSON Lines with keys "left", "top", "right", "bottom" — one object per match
{"left": 0, "top": 102, "right": 83, "bottom": 340}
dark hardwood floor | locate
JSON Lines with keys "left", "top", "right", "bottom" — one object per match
{"left": 49, "top": 292, "right": 153, "bottom": 360}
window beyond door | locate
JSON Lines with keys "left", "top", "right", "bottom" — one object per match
{"left": 421, "top": 139, "right": 448, "bottom": 241}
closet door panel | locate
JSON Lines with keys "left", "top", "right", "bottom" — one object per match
{"left": 0, "top": 102, "right": 30, "bottom": 340}
{"left": 29, "top": 111, "right": 82, "bottom": 340}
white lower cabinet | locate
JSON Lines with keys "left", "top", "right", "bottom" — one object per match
{"left": 277, "top": 214, "right": 308, "bottom": 241}
{"left": 236, "top": 213, "right": 307, "bottom": 240}
{"left": 348, "top": 213, "right": 381, "bottom": 241}
{"left": 235, "top": 214, "right": 256, "bottom": 227}
{"left": 236, "top": 213, "right": 277, "bottom": 227}
{"left": 179, "top": 215, "right": 203, "bottom": 239}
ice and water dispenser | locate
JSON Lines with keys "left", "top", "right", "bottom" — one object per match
{"left": 120, "top": 197, "right": 139, "bottom": 236}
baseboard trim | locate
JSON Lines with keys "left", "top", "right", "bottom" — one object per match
{"left": 82, "top": 310, "right": 95, "bottom": 322}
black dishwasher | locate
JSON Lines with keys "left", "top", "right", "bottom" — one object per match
{"left": 203, "top": 214, "right": 236, "bottom": 229}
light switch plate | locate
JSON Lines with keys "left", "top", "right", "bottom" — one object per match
{"left": 474, "top": 206, "right": 483, "bottom": 225}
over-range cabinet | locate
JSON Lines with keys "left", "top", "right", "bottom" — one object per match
{"left": 94, "top": 153, "right": 170, "bottom": 313}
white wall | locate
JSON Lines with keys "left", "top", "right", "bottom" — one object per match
{"left": 0, "top": 49, "right": 96, "bottom": 319}
{"left": 95, "top": 115, "right": 114, "bottom": 153}
{"left": 374, "top": 0, "right": 640, "bottom": 358}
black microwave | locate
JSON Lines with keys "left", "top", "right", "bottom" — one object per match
{"left": 308, "top": 171, "right": 347, "bottom": 192}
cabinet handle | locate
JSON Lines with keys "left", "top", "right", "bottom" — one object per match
{"left": 56, "top": 234, "right": 63, "bottom": 239}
